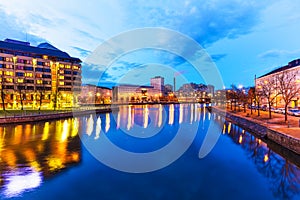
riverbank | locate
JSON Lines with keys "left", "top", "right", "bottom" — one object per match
{"left": 0, "top": 107, "right": 114, "bottom": 125}
{"left": 213, "top": 106, "right": 300, "bottom": 155}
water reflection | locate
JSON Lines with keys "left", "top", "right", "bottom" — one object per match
{"left": 0, "top": 119, "right": 81, "bottom": 198}
{"left": 0, "top": 104, "right": 299, "bottom": 199}
{"left": 217, "top": 117, "right": 300, "bottom": 200}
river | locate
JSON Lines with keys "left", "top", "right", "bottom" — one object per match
{"left": 0, "top": 104, "right": 299, "bottom": 200}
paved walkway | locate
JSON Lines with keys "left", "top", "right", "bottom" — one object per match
{"left": 225, "top": 107, "right": 300, "bottom": 140}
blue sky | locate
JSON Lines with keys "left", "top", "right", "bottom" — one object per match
{"left": 0, "top": 0, "right": 300, "bottom": 88}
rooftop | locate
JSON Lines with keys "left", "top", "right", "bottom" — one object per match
{"left": 0, "top": 38, "right": 81, "bottom": 63}
{"left": 258, "top": 58, "right": 300, "bottom": 79}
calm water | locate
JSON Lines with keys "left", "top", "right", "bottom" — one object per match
{"left": 0, "top": 104, "right": 299, "bottom": 200}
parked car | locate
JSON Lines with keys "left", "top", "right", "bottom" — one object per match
{"left": 287, "top": 109, "right": 300, "bottom": 116}
{"left": 276, "top": 108, "right": 285, "bottom": 114}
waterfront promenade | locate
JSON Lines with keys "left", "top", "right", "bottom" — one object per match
{"left": 214, "top": 106, "right": 300, "bottom": 154}
{"left": 226, "top": 107, "right": 300, "bottom": 139}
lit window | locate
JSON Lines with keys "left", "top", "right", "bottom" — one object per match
{"left": 6, "top": 78, "right": 13, "bottom": 83}
{"left": 59, "top": 81, "right": 64, "bottom": 85}
{"left": 37, "top": 80, "right": 43, "bottom": 84}
{"left": 36, "top": 74, "right": 42, "bottom": 78}
{"left": 59, "top": 64, "right": 65, "bottom": 68}
{"left": 17, "top": 79, "right": 24, "bottom": 83}
{"left": 66, "top": 65, "right": 71, "bottom": 69}
{"left": 25, "top": 73, "right": 33, "bottom": 77}
{"left": 59, "top": 76, "right": 64, "bottom": 80}
{"left": 43, "top": 55, "right": 48, "bottom": 60}
{"left": 73, "top": 65, "right": 79, "bottom": 70}
{"left": 5, "top": 71, "right": 13, "bottom": 76}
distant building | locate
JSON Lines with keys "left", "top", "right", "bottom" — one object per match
{"left": 112, "top": 84, "right": 161, "bottom": 103}
{"left": 177, "top": 83, "right": 213, "bottom": 103}
{"left": 0, "top": 38, "right": 81, "bottom": 109}
{"left": 256, "top": 59, "right": 300, "bottom": 108}
{"left": 79, "top": 84, "right": 112, "bottom": 104}
{"left": 150, "top": 76, "right": 164, "bottom": 95}
{"left": 164, "top": 84, "right": 173, "bottom": 93}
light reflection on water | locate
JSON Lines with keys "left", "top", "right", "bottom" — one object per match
{"left": 0, "top": 104, "right": 299, "bottom": 199}
{"left": 0, "top": 118, "right": 81, "bottom": 198}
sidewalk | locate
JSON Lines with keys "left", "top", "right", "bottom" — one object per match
{"left": 226, "top": 107, "right": 300, "bottom": 140}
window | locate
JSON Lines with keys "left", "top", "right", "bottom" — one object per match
{"left": 37, "top": 61, "right": 44, "bottom": 66}
{"left": 5, "top": 64, "right": 13, "bottom": 69}
{"left": 60, "top": 64, "right": 65, "bottom": 68}
{"left": 59, "top": 75, "right": 64, "bottom": 80}
{"left": 43, "top": 81, "right": 50, "bottom": 85}
{"left": 27, "top": 86, "right": 34, "bottom": 90}
{"left": 36, "top": 73, "right": 42, "bottom": 78}
{"left": 16, "top": 65, "right": 23, "bottom": 70}
{"left": 64, "top": 70, "right": 71, "bottom": 74}
{"left": 43, "top": 55, "right": 48, "bottom": 60}
{"left": 59, "top": 81, "right": 64, "bottom": 85}
{"left": 26, "top": 80, "right": 34, "bottom": 84}
{"left": 16, "top": 72, "right": 24, "bottom": 77}
{"left": 42, "top": 74, "right": 51, "bottom": 78}
{"left": 65, "top": 65, "right": 71, "bottom": 69}
{"left": 26, "top": 60, "right": 32, "bottom": 65}
{"left": 73, "top": 71, "right": 78, "bottom": 75}
{"left": 35, "top": 67, "right": 43, "bottom": 72}
{"left": 24, "top": 66, "right": 33, "bottom": 71}
{"left": 43, "top": 68, "right": 51, "bottom": 73}
{"left": 5, "top": 57, "right": 13, "bottom": 62}
{"left": 25, "top": 72, "right": 33, "bottom": 77}
{"left": 5, "top": 71, "right": 13, "bottom": 76}
{"left": 73, "top": 65, "right": 79, "bottom": 70}
{"left": 0, "top": 57, "right": 3, "bottom": 61}
{"left": 6, "top": 78, "right": 13, "bottom": 83}
{"left": 17, "top": 79, "right": 24, "bottom": 83}
{"left": 0, "top": 64, "right": 3, "bottom": 68}
{"left": 37, "top": 80, "right": 43, "bottom": 84}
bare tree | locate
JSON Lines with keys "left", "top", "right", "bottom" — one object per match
{"left": 276, "top": 70, "right": 300, "bottom": 122}
{"left": 258, "top": 78, "right": 279, "bottom": 119}
{"left": 247, "top": 87, "right": 255, "bottom": 115}
{"left": 0, "top": 71, "right": 5, "bottom": 111}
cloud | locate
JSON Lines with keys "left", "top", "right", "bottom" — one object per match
{"left": 72, "top": 47, "right": 92, "bottom": 57}
{"left": 211, "top": 54, "right": 227, "bottom": 62}
{"left": 258, "top": 49, "right": 300, "bottom": 59}
{"left": 122, "top": 0, "right": 268, "bottom": 46}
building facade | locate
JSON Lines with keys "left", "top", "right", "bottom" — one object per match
{"left": 0, "top": 39, "right": 81, "bottom": 109}
{"left": 112, "top": 84, "right": 160, "bottom": 103}
{"left": 79, "top": 84, "right": 112, "bottom": 105}
{"left": 256, "top": 59, "right": 300, "bottom": 108}
{"left": 150, "top": 76, "right": 164, "bottom": 95}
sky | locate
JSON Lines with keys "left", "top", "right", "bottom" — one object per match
{"left": 0, "top": 0, "right": 300, "bottom": 89}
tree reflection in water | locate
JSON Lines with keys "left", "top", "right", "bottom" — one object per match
{"left": 218, "top": 118, "right": 300, "bottom": 200}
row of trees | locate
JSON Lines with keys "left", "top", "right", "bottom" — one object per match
{"left": 227, "top": 70, "right": 300, "bottom": 122}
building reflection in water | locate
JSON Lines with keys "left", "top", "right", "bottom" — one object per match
{"left": 216, "top": 117, "right": 300, "bottom": 200}
{"left": 86, "top": 104, "right": 300, "bottom": 200}
{"left": 0, "top": 118, "right": 81, "bottom": 198}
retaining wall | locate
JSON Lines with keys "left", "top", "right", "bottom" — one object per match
{"left": 212, "top": 107, "right": 300, "bottom": 155}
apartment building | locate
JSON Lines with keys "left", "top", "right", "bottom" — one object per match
{"left": 256, "top": 59, "right": 300, "bottom": 108}
{"left": 0, "top": 39, "right": 81, "bottom": 109}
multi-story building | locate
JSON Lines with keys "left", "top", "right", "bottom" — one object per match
{"left": 112, "top": 76, "right": 166, "bottom": 103}
{"left": 256, "top": 59, "right": 300, "bottom": 108}
{"left": 150, "top": 76, "right": 164, "bottom": 95}
{"left": 112, "top": 84, "right": 158, "bottom": 103}
{"left": 0, "top": 39, "right": 81, "bottom": 109}
{"left": 79, "top": 84, "right": 112, "bottom": 105}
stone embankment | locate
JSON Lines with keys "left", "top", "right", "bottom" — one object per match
{"left": 212, "top": 107, "right": 300, "bottom": 155}
{"left": 0, "top": 108, "right": 114, "bottom": 125}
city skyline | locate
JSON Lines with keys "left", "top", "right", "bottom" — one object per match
{"left": 0, "top": 1, "right": 300, "bottom": 88}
